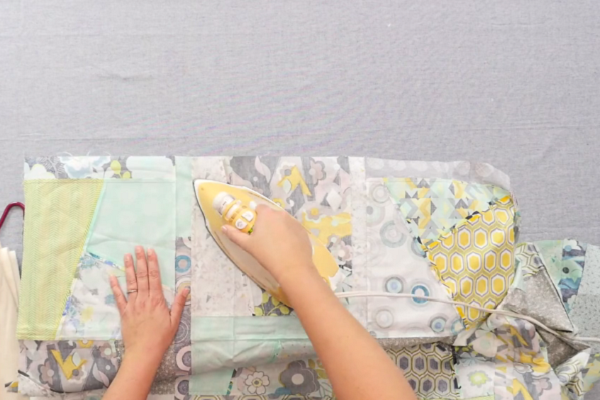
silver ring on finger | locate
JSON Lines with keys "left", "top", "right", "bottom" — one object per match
{"left": 127, "top": 289, "right": 138, "bottom": 294}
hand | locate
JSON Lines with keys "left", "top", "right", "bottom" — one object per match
{"left": 221, "top": 205, "right": 318, "bottom": 288}
{"left": 109, "top": 246, "right": 189, "bottom": 367}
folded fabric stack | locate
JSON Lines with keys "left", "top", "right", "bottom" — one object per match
{"left": 0, "top": 241, "right": 26, "bottom": 400}
{"left": 4, "top": 156, "right": 599, "bottom": 399}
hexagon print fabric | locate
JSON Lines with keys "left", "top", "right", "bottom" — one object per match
{"left": 426, "top": 196, "right": 517, "bottom": 327}
{"left": 387, "top": 343, "right": 458, "bottom": 399}
{"left": 362, "top": 177, "right": 463, "bottom": 339}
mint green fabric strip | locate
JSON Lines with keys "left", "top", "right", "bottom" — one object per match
{"left": 191, "top": 316, "right": 315, "bottom": 383}
{"left": 175, "top": 156, "right": 192, "bottom": 237}
{"left": 189, "top": 368, "right": 235, "bottom": 396}
{"left": 192, "top": 315, "right": 309, "bottom": 341}
{"left": 86, "top": 180, "right": 176, "bottom": 287}
{"left": 191, "top": 339, "right": 315, "bottom": 373}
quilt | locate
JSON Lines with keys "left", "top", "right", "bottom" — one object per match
{"left": 4, "top": 156, "right": 598, "bottom": 400}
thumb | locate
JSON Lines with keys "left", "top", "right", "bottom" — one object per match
{"left": 221, "top": 225, "right": 252, "bottom": 251}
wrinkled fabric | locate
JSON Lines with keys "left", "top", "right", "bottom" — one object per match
{"left": 452, "top": 241, "right": 600, "bottom": 400}
{"left": 569, "top": 244, "right": 600, "bottom": 352}
{"left": 536, "top": 239, "right": 587, "bottom": 313}
{"left": 427, "top": 197, "right": 517, "bottom": 327}
{"left": 512, "top": 243, "right": 574, "bottom": 332}
{"left": 455, "top": 315, "right": 564, "bottom": 399}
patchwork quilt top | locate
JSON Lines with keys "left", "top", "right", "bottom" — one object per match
{"left": 5, "top": 156, "right": 599, "bottom": 400}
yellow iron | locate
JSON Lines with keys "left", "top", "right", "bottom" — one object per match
{"left": 194, "top": 179, "right": 342, "bottom": 307}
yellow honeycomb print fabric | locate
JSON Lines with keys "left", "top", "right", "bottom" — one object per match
{"left": 426, "top": 196, "right": 516, "bottom": 327}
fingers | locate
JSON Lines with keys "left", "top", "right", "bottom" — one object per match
{"left": 221, "top": 225, "right": 251, "bottom": 250}
{"left": 124, "top": 254, "right": 138, "bottom": 300}
{"left": 147, "top": 248, "right": 163, "bottom": 294}
{"left": 254, "top": 204, "right": 271, "bottom": 214}
{"left": 135, "top": 246, "right": 149, "bottom": 295}
{"left": 255, "top": 204, "right": 286, "bottom": 224}
{"left": 109, "top": 275, "right": 128, "bottom": 315}
{"left": 170, "top": 288, "right": 189, "bottom": 327}
{"left": 222, "top": 205, "right": 279, "bottom": 250}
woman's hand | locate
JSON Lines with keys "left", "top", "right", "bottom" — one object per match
{"left": 221, "top": 205, "right": 318, "bottom": 288}
{"left": 105, "top": 246, "right": 188, "bottom": 400}
{"left": 109, "top": 246, "right": 189, "bottom": 367}
{"left": 222, "top": 206, "right": 417, "bottom": 400}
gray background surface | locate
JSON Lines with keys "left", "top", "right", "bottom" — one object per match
{"left": 1, "top": 1, "right": 599, "bottom": 397}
